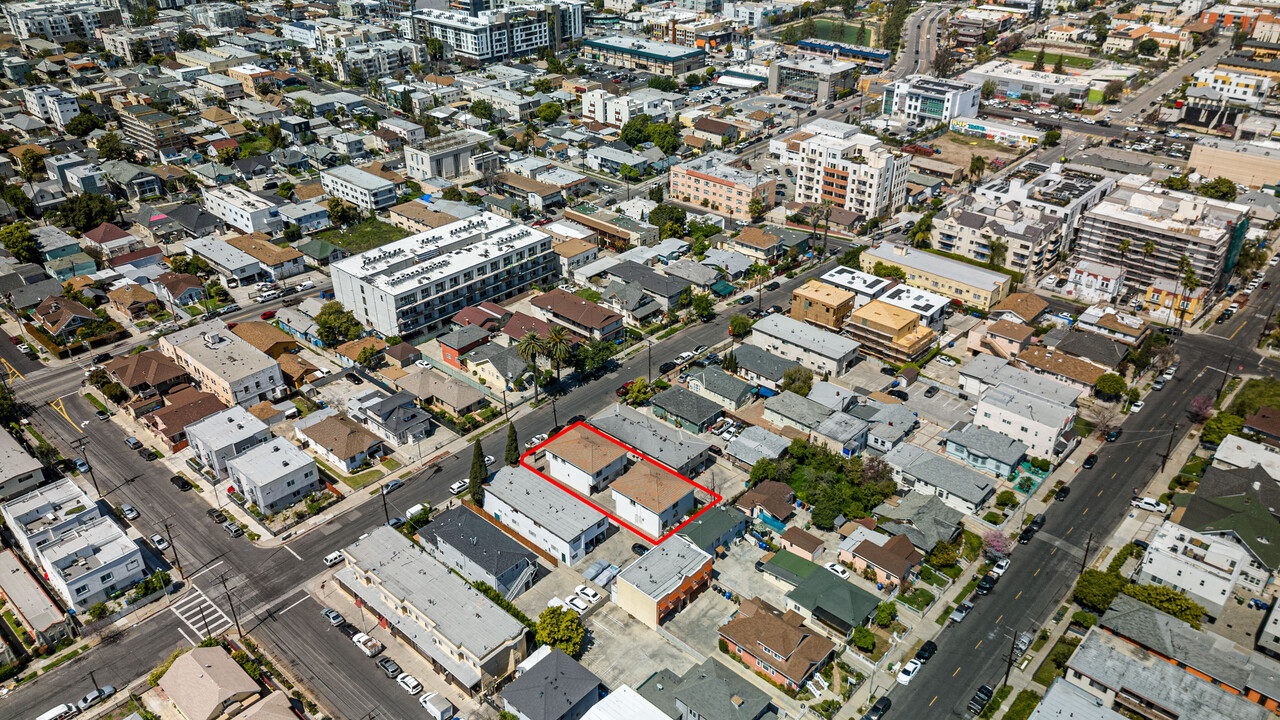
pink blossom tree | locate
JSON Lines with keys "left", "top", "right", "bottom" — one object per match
{"left": 983, "top": 530, "right": 1012, "bottom": 558}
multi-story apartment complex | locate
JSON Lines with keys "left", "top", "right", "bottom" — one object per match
{"left": 321, "top": 166, "right": 398, "bottom": 210}
{"left": 581, "top": 87, "right": 685, "bottom": 126}
{"left": 1192, "top": 66, "right": 1272, "bottom": 107}
{"left": 791, "top": 279, "right": 856, "bottom": 329}
{"left": 582, "top": 35, "right": 706, "bottom": 77}
{"left": 3, "top": 1, "right": 122, "bottom": 40}
{"left": 669, "top": 151, "right": 775, "bottom": 220}
{"left": 844, "top": 300, "right": 936, "bottom": 365}
{"left": 188, "top": 2, "right": 247, "bottom": 28}
{"left": 882, "top": 75, "right": 981, "bottom": 126}
{"left": 203, "top": 185, "right": 284, "bottom": 235}
{"left": 1137, "top": 520, "right": 1263, "bottom": 618}
{"left": 401, "top": 4, "right": 583, "bottom": 65}
{"left": 102, "top": 25, "right": 180, "bottom": 64}
{"left": 975, "top": 383, "right": 1075, "bottom": 461}
{"left": 1075, "top": 176, "right": 1250, "bottom": 291}
{"left": 791, "top": 120, "right": 909, "bottom": 220}
{"left": 1, "top": 479, "right": 100, "bottom": 562}
{"left": 159, "top": 322, "right": 287, "bottom": 407}
{"left": 861, "top": 243, "right": 1012, "bottom": 310}
{"left": 932, "top": 197, "right": 1065, "bottom": 283}
{"left": 38, "top": 516, "right": 143, "bottom": 614}
{"left": 332, "top": 212, "right": 555, "bottom": 338}
{"left": 228, "top": 438, "right": 321, "bottom": 514}
{"left": 746, "top": 314, "right": 861, "bottom": 376}
{"left": 337, "top": 39, "right": 426, "bottom": 83}
{"left": 973, "top": 162, "right": 1114, "bottom": 245}
{"left": 187, "top": 406, "right": 272, "bottom": 479}
{"left": 405, "top": 130, "right": 492, "bottom": 180}
{"left": 119, "top": 103, "right": 185, "bottom": 159}
{"left": 22, "top": 86, "right": 79, "bottom": 130}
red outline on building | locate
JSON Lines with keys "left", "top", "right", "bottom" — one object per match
{"left": 518, "top": 421, "right": 723, "bottom": 545}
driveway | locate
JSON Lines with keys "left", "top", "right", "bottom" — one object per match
{"left": 579, "top": 602, "right": 698, "bottom": 690}
{"left": 839, "top": 359, "right": 895, "bottom": 395}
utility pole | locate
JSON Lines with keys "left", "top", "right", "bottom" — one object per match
{"left": 1080, "top": 532, "right": 1093, "bottom": 576}
{"left": 1002, "top": 627, "right": 1019, "bottom": 687}
{"left": 88, "top": 669, "right": 98, "bottom": 691}
{"left": 70, "top": 437, "right": 100, "bottom": 497}
{"left": 163, "top": 520, "right": 182, "bottom": 579}
{"left": 550, "top": 395, "right": 559, "bottom": 430}
{"left": 219, "top": 573, "right": 242, "bottom": 637}
{"left": 379, "top": 485, "right": 390, "bottom": 525}
{"left": 197, "top": 601, "right": 210, "bottom": 640}
{"left": 1161, "top": 423, "right": 1180, "bottom": 471}
{"left": 646, "top": 340, "right": 652, "bottom": 383}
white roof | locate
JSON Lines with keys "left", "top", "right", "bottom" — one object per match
{"left": 582, "top": 685, "right": 670, "bottom": 720}
{"left": 750, "top": 313, "right": 860, "bottom": 359}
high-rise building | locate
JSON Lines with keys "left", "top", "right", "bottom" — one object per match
{"left": 401, "top": 3, "right": 583, "bottom": 64}
{"left": 791, "top": 120, "right": 909, "bottom": 220}
{"left": 119, "top": 103, "right": 185, "bottom": 159}
{"left": 2, "top": 0, "right": 121, "bottom": 40}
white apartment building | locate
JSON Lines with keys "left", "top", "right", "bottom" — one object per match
{"left": 227, "top": 438, "right": 321, "bottom": 513}
{"left": 745, "top": 314, "right": 861, "bottom": 376}
{"left": 819, "top": 266, "right": 895, "bottom": 309}
{"left": 1137, "top": 520, "right": 1260, "bottom": 618}
{"left": 187, "top": 406, "right": 272, "bottom": 479}
{"left": 975, "top": 383, "right": 1076, "bottom": 461}
{"left": 405, "top": 129, "right": 492, "bottom": 180}
{"left": 933, "top": 197, "right": 1066, "bottom": 283}
{"left": 188, "top": 2, "right": 246, "bottom": 29}
{"left": 203, "top": 185, "right": 284, "bottom": 235}
{"left": 102, "top": 25, "right": 179, "bottom": 64}
{"left": 336, "top": 39, "right": 425, "bottom": 84}
{"left": 581, "top": 87, "right": 685, "bottom": 126}
{"left": 400, "top": 4, "right": 584, "bottom": 65}
{"left": 1192, "top": 67, "right": 1272, "bottom": 107}
{"left": 3, "top": 1, "right": 121, "bottom": 40}
{"left": 791, "top": 120, "right": 910, "bottom": 220}
{"left": 378, "top": 117, "right": 426, "bottom": 146}
{"left": 22, "top": 86, "right": 79, "bottom": 130}
{"left": 1, "top": 479, "right": 100, "bottom": 562}
{"left": 38, "top": 516, "right": 143, "bottom": 614}
{"left": 321, "top": 165, "right": 398, "bottom": 210}
{"left": 484, "top": 466, "right": 609, "bottom": 565}
{"left": 331, "top": 212, "right": 555, "bottom": 338}
{"left": 160, "top": 322, "right": 287, "bottom": 407}
{"left": 974, "top": 162, "right": 1115, "bottom": 244}
{"left": 882, "top": 75, "right": 981, "bottom": 127}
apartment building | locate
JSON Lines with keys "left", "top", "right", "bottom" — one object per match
{"left": 186, "top": 406, "right": 272, "bottom": 479}
{"left": 746, "top": 314, "right": 861, "bottom": 376}
{"left": 159, "top": 322, "right": 287, "bottom": 407}
{"left": 2, "top": 1, "right": 121, "bottom": 40}
{"left": 818, "top": 266, "right": 895, "bottom": 309}
{"left": 669, "top": 151, "right": 775, "bottom": 220}
{"left": 196, "top": 73, "right": 246, "bottom": 102}
{"left": 582, "top": 87, "right": 685, "bottom": 126}
{"left": 401, "top": 4, "right": 583, "bottom": 65}
{"left": 531, "top": 289, "right": 625, "bottom": 341}
{"left": 119, "top": 104, "right": 185, "bottom": 160}
{"left": 1192, "top": 67, "right": 1272, "bottom": 107}
{"left": 188, "top": 2, "right": 247, "bottom": 28}
{"left": 1076, "top": 176, "right": 1251, "bottom": 290}
{"left": 1137, "top": 520, "right": 1261, "bottom": 618}
{"left": 861, "top": 243, "right": 1012, "bottom": 310}
{"left": 882, "top": 75, "right": 981, "bottom": 126}
{"left": 331, "top": 212, "right": 555, "bottom": 338}
{"left": 203, "top": 185, "right": 284, "bottom": 235}
{"left": 0, "top": 432, "right": 43, "bottom": 502}
{"left": 791, "top": 279, "right": 857, "bottom": 329}
{"left": 227, "top": 438, "right": 321, "bottom": 514}
{"left": 37, "top": 516, "right": 143, "bottom": 614}
{"left": 582, "top": 35, "right": 706, "bottom": 76}
{"left": 1, "top": 479, "right": 100, "bottom": 562}
{"left": 975, "top": 383, "right": 1075, "bottom": 461}
{"left": 321, "top": 165, "right": 398, "bottom": 210}
{"left": 974, "top": 162, "right": 1115, "bottom": 240}
{"left": 102, "top": 25, "right": 179, "bottom": 64}
{"left": 378, "top": 117, "right": 426, "bottom": 147}
{"left": 791, "top": 120, "right": 910, "bottom": 220}
{"left": 844, "top": 300, "right": 935, "bottom": 365}
{"left": 405, "top": 130, "right": 494, "bottom": 180}
{"left": 933, "top": 197, "right": 1065, "bottom": 283}
{"left": 484, "top": 466, "right": 609, "bottom": 565}
{"left": 22, "top": 86, "right": 79, "bottom": 130}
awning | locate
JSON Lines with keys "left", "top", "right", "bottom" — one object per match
{"left": 710, "top": 280, "right": 736, "bottom": 297}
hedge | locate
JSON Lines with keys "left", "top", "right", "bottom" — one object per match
{"left": 1001, "top": 690, "right": 1042, "bottom": 720}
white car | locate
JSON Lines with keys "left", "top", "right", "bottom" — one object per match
{"left": 484, "top": 455, "right": 495, "bottom": 466}
{"left": 449, "top": 479, "right": 470, "bottom": 495}
{"left": 896, "top": 658, "right": 923, "bottom": 685}
{"left": 990, "top": 558, "right": 1011, "bottom": 578}
{"left": 1270, "top": 256, "right": 1279, "bottom": 266}
{"left": 1131, "top": 496, "right": 1169, "bottom": 513}
{"left": 297, "top": 280, "right": 316, "bottom": 291}
{"left": 397, "top": 673, "right": 423, "bottom": 695}
{"left": 414, "top": 359, "right": 431, "bottom": 369}
{"left": 525, "top": 433, "right": 549, "bottom": 449}
{"left": 676, "top": 351, "right": 695, "bottom": 363}
{"left": 150, "top": 533, "right": 169, "bottom": 551}
{"left": 575, "top": 585, "right": 601, "bottom": 604}
{"left": 824, "top": 562, "right": 849, "bottom": 579}
{"left": 936, "top": 355, "right": 957, "bottom": 368}
{"left": 1229, "top": 303, "right": 1240, "bottom": 312}
{"left": 565, "top": 595, "right": 590, "bottom": 614}
{"left": 1131, "top": 400, "right": 1145, "bottom": 413}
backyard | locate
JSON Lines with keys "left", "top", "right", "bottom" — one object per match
{"left": 1228, "top": 377, "right": 1280, "bottom": 418}
{"left": 315, "top": 219, "right": 410, "bottom": 253}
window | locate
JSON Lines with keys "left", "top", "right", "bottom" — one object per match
{"left": 100, "top": 572, "right": 114, "bottom": 583}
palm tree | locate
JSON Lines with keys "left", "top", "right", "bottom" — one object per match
{"left": 988, "top": 238, "right": 1008, "bottom": 269}
{"left": 969, "top": 155, "right": 987, "bottom": 185}
{"left": 545, "top": 327, "right": 571, "bottom": 383}
{"left": 516, "top": 331, "right": 545, "bottom": 403}
{"left": 1142, "top": 240, "right": 1155, "bottom": 258}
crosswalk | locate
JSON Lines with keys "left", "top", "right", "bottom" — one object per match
{"left": 171, "top": 586, "right": 234, "bottom": 642}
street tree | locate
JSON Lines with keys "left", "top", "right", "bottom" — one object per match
{"left": 468, "top": 439, "right": 486, "bottom": 504}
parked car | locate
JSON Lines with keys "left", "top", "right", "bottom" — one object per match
{"left": 94, "top": 409, "right": 110, "bottom": 421}
{"left": 658, "top": 362, "right": 677, "bottom": 374}
{"left": 575, "top": 585, "right": 601, "bottom": 604}
{"left": 377, "top": 656, "right": 402, "bottom": 678}
{"left": 121, "top": 504, "right": 139, "bottom": 520}
{"left": 949, "top": 601, "right": 973, "bottom": 623}
{"left": 76, "top": 686, "right": 116, "bottom": 712}
{"left": 1055, "top": 486, "right": 1071, "bottom": 501}
{"left": 125, "top": 436, "right": 143, "bottom": 450}
{"left": 1105, "top": 429, "right": 1122, "bottom": 442}
{"left": 824, "top": 562, "right": 849, "bottom": 579}
{"left": 206, "top": 508, "right": 227, "bottom": 523}
{"left": 1130, "top": 400, "right": 1145, "bottom": 413}
{"left": 565, "top": 596, "right": 590, "bottom": 614}
{"left": 764, "top": 281, "right": 780, "bottom": 291}
{"left": 632, "top": 543, "right": 649, "bottom": 556}
{"left": 525, "top": 433, "right": 548, "bottom": 449}
{"left": 896, "top": 658, "right": 922, "bottom": 685}
{"left": 484, "top": 455, "right": 495, "bottom": 466}
{"left": 397, "top": 673, "right": 423, "bottom": 695}
{"left": 322, "top": 608, "right": 344, "bottom": 626}
{"left": 915, "top": 640, "right": 937, "bottom": 664}
{"left": 923, "top": 385, "right": 939, "bottom": 398}
{"left": 382, "top": 479, "right": 404, "bottom": 494}
{"left": 974, "top": 574, "right": 998, "bottom": 595}
{"left": 73, "top": 458, "right": 89, "bottom": 474}
{"left": 260, "top": 310, "right": 276, "bottom": 320}
{"left": 1028, "top": 514, "right": 1046, "bottom": 532}
{"left": 1082, "top": 453, "right": 1098, "bottom": 469}
{"left": 737, "top": 295, "right": 753, "bottom": 305}
{"left": 1152, "top": 378, "right": 1166, "bottom": 391}
{"left": 936, "top": 355, "right": 957, "bottom": 367}
{"left": 170, "top": 475, "right": 191, "bottom": 491}
{"left": 879, "top": 366, "right": 897, "bottom": 377}
{"left": 1018, "top": 527, "right": 1036, "bottom": 544}
{"left": 990, "top": 558, "right": 1011, "bottom": 578}
{"left": 354, "top": 632, "right": 385, "bottom": 657}
{"left": 1131, "top": 496, "right": 1169, "bottom": 513}
{"left": 449, "top": 479, "right": 470, "bottom": 495}
{"left": 138, "top": 448, "right": 156, "bottom": 461}
{"left": 887, "top": 389, "right": 909, "bottom": 401}
{"left": 387, "top": 516, "right": 406, "bottom": 529}
{"left": 150, "top": 533, "right": 169, "bottom": 551}
{"left": 968, "top": 685, "right": 995, "bottom": 715}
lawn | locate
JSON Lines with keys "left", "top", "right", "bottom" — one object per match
{"left": 315, "top": 220, "right": 410, "bottom": 253}
{"left": 1229, "top": 377, "right": 1280, "bottom": 418}
{"left": 575, "top": 288, "right": 603, "bottom": 303}
{"left": 899, "top": 588, "right": 935, "bottom": 612}
{"left": 1032, "top": 637, "right": 1082, "bottom": 686}
{"left": 315, "top": 457, "right": 385, "bottom": 490}
{"left": 85, "top": 392, "right": 110, "bottom": 414}
{"left": 1073, "top": 416, "right": 1096, "bottom": 439}
{"left": 808, "top": 17, "right": 877, "bottom": 46}
{"left": 1008, "top": 49, "right": 1095, "bottom": 68}
{"left": 918, "top": 565, "right": 948, "bottom": 588}
{"left": 239, "top": 135, "right": 275, "bottom": 157}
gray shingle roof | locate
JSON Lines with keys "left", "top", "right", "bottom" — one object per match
{"left": 502, "top": 649, "right": 601, "bottom": 720}
{"left": 418, "top": 506, "right": 536, "bottom": 579}
{"left": 638, "top": 659, "right": 775, "bottom": 720}
{"left": 882, "top": 444, "right": 995, "bottom": 506}
{"left": 605, "top": 260, "right": 690, "bottom": 299}
{"left": 873, "top": 493, "right": 963, "bottom": 551}
{"left": 690, "top": 367, "right": 753, "bottom": 407}
{"left": 732, "top": 344, "right": 798, "bottom": 382}
{"left": 589, "top": 403, "right": 710, "bottom": 471}
{"left": 726, "top": 426, "right": 791, "bottom": 466}
{"left": 652, "top": 386, "right": 723, "bottom": 426}
{"left": 944, "top": 422, "right": 1028, "bottom": 467}
{"left": 765, "top": 391, "right": 835, "bottom": 430}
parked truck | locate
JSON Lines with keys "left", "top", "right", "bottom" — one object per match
{"left": 352, "top": 633, "right": 383, "bottom": 657}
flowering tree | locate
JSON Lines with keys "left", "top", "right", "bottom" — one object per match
{"left": 983, "top": 530, "right": 1011, "bottom": 559}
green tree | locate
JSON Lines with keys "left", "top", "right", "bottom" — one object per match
{"left": 619, "top": 114, "right": 652, "bottom": 148}
{"left": 625, "top": 377, "right": 657, "bottom": 405}
{"left": 780, "top": 366, "right": 813, "bottom": 396}
{"left": 852, "top": 626, "right": 876, "bottom": 652}
{"left": 729, "top": 314, "right": 753, "bottom": 338}
{"left": 1096, "top": 373, "right": 1126, "bottom": 398}
{"left": 748, "top": 197, "right": 765, "bottom": 222}
{"left": 1043, "top": 130, "right": 1061, "bottom": 146}
{"left": 649, "top": 205, "right": 686, "bottom": 237}
{"left": 469, "top": 439, "right": 487, "bottom": 504}
{"left": 1201, "top": 413, "right": 1244, "bottom": 445}
{"left": 469, "top": 99, "right": 495, "bottom": 121}
{"left": 1032, "top": 47, "right": 1046, "bottom": 71}
{"left": 96, "top": 131, "right": 127, "bottom": 161}
{"left": 969, "top": 155, "right": 987, "bottom": 183}
{"left": 1073, "top": 568, "right": 1127, "bottom": 611}
{"left": 1122, "top": 584, "right": 1205, "bottom": 627}
{"left": 691, "top": 294, "right": 714, "bottom": 319}
{"left": 749, "top": 458, "right": 777, "bottom": 485}
{"left": 314, "top": 301, "right": 362, "bottom": 346}
{"left": 1198, "top": 177, "right": 1238, "bottom": 201}
{"left": 545, "top": 326, "right": 571, "bottom": 382}
{"left": 356, "top": 345, "right": 381, "bottom": 369}
{"left": 684, "top": 72, "right": 703, "bottom": 87}
{"left": 872, "top": 261, "right": 906, "bottom": 280}
{"left": 1162, "top": 174, "right": 1191, "bottom": 191}
{"left": 873, "top": 601, "right": 898, "bottom": 627}
{"left": 65, "top": 113, "right": 104, "bottom": 138}
{"left": 536, "top": 102, "right": 563, "bottom": 123}
{"left": 57, "top": 193, "right": 118, "bottom": 233}
{"left": 505, "top": 423, "right": 519, "bottom": 466}
{"left": 1137, "top": 38, "right": 1159, "bottom": 55}
{"left": 648, "top": 185, "right": 664, "bottom": 202}
{"left": 927, "top": 540, "right": 959, "bottom": 567}
{"left": 536, "top": 605, "right": 585, "bottom": 656}
{"left": 443, "top": 186, "right": 464, "bottom": 202}
{"left": 721, "top": 350, "right": 737, "bottom": 373}
{"left": 1051, "top": 54, "right": 1066, "bottom": 74}
{"left": 1103, "top": 79, "right": 1124, "bottom": 102}
{"left": 647, "top": 76, "right": 679, "bottom": 92}
{"left": 0, "top": 223, "right": 37, "bottom": 264}
{"left": 517, "top": 331, "right": 545, "bottom": 402}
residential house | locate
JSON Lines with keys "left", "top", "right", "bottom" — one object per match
{"left": 107, "top": 284, "right": 157, "bottom": 319}
{"left": 730, "top": 344, "right": 800, "bottom": 391}
{"left": 677, "top": 505, "right": 749, "bottom": 556}
{"left": 735, "top": 480, "right": 796, "bottom": 525}
{"left": 764, "top": 391, "right": 835, "bottom": 435}
{"left": 335, "top": 337, "right": 387, "bottom": 369}
{"left": 0, "top": 432, "right": 44, "bottom": 501}
{"left": 346, "top": 388, "right": 433, "bottom": 448}
{"left": 544, "top": 424, "right": 629, "bottom": 496}
{"left": 636, "top": 659, "right": 775, "bottom": 720}
{"left": 159, "top": 322, "right": 287, "bottom": 408}
{"left": 651, "top": 387, "right": 724, "bottom": 434}
{"left": 397, "top": 369, "right": 488, "bottom": 419}
{"left": 975, "top": 383, "right": 1076, "bottom": 461}
{"left": 225, "top": 232, "right": 306, "bottom": 281}
{"left": 989, "top": 292, "right": 1049, "bottom": 325}
{"left": 943, "top": 422, "right": 1028, "bottom": 478}
{"left": 1135, "top": 520, "right": 1255, "bottom": 618}
{"left": 439, "top": 324, "right": 491, "bottom": 369}
{"left": 296, "top": 413, "right": 384, "bottom": 473}
{"left": 143, "top": 387, "right": 227, "bottom": 450}
{"left": 503, "top": 649, "right": 603, "bottom": 720}
{"left": 720, "top": 227, "right": 784, "bottom": 263}
{"left": 968, "top": 318, "right": 1033, "bottom": 360}
{"left": 227, "top": 437, "right": 320, "bottom": 514}
{"left": 484, "top": 466, "right": 609, "bottom": 565}
{"left": 813, "top": 412, "right": 871, "bottom": 458}
{"left": 531, "top": 289, "right": 624, "bottom": 342}
{"left": 464, "top": 343, "right": 534, "bottom": 390}
{"left": 725, "top": 426, "right": 791, "bottom": 471}
{"left": 0, "top": 549, "right": 70, "bottom": 647}
{"left": 686, "top": 367, "right": 753, "bottom": 410}
{"left": 719, "top": 597, "right": 834, "bottom": 692}
{"left": 38, "top": 516, "right": 144, "bottom": 614}
{"left": 229, "top": 322, "right": 297, "bottom": 359}
{"left": 841, "top": 532, "right": 921, "bottom": 589}
{"left": 747, "top": 314, "right": 860, "bottom": 377}
{"left": 153, "top": 272, "right": 206, "bottom": 311}
{"left": 33, "top": 296, "right": 96, "bottom": 341}
{"left": 613, "top": 536, "right": 712, "bottom": 629}
{"left": 1017, "top": 345, "right": 1107, "bottom": 393}
{"left": 420, "top": 505, "right": 538, "bottom": 599}
{"left": 872, "top": 492, "right": 964, "bottom": 553}
{"left": 589, "top": 403, "right": 713, "bottom": 478}
{"left": 779, "top": 526, "right": 825, "bottom": 561}
{"left": 881, "top": 444, "right": 996, "bottom": 515}
{"left": 159, "top": 647, "right": 261, "bottom": 720}
{"left": 610, "top": 462, "right": 697, "bottom": 539}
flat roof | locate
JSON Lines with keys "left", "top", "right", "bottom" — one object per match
{"left": 616, "top": 535, "right": 709, "bottom": 600}
{"left": 177, "top": 328, "right": 279, "bottom": 383}
{"left": 227, "top": 437, "right": 314, "bottom": 484}
{"left": 323, "top": 164, "right": 395, "bottom": 191}
{"left": 0, "top": 549, "right": 62, "bottom": 631}
{"left": 864, "top": 243, "right": 1008, "bottom": 291}
{"left": 586, "top": 34, "right": 705, "bottom": 61}
{"left": 751, "top": 313, "right": 860, "bottom": 359}
{"left": 0, "top": 426, "right": 42, "bottom": 481}
{"left": 187, "top": 405, "right": 269, "bottom": 448}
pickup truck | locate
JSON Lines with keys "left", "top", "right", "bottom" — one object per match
{"left": 352, "top": 632, "right": 383, "bottom": 657}
{"left": 616, "top": 380, "right": 635, "bottom": 397}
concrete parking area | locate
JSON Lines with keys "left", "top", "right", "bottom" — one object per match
{"left": 664, "top": 588, "right": 737, "bottom": 657}
{"left": 696, "top": 459, "right": 748, "bottom": 504}
{"left": 513, "top": 561, "right": 605, "bottom": 620}
{"left": 711, "top": 542, "right": 790, "bottom": 610}
{"left": 578, "top": 602, "right": 698, "bottom": 690}
{"left": 838, "top": 359, "right": 895, "bottom": 395}
{"left": 582, "top": 526, "right": 650, "bottom": 569}
{"left": 905, "top": 385, "right": 975, "bottom": 428}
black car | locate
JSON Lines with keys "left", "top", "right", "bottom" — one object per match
{"left": 632, "top": 543, "right": 650, "bottom": 556}
{"left": 1028, "top": 513, "right": 1046, "bottom": 532}
{"left": 768, "top": 305, "right": 784, "bottom": 315}
{"left": 1216, "top": 314, "right": 1228, "bottom": 324}
{"left": 376, "top": 656, "right": 402, "bottom": 678}
{"left": 337, "top": 623, "right": 359, "bottom": 639}
{"left": 169, "top": 475, "right": 191, "bottom": 491}
{"left": 207, "top": 508, "right": 227, "bottom": 523}
{"left": 1055, "top": 278, "right": 1069, "bottom": 288}
{"left": 1055, "top": 486, "right": 1071, "bottom": 501}
{"left": 737, "top": 295, "right": 754, "bottom": 305}
{"left": 708, "top": 445, "right": 722, "bottom": 456}
{"left": 94, "top": 410, "right": 110, "bottom": 421}
{"left": 915, "top": 640, "right": 937, "bottom": 664}
{"left": 345, "top": 373, "right": 364, "bottom": 385}
{"left": 879, "top": 367, "right": 897, "bottom": 377}
{"left": 1105, "top": 429, "right": 1122, "bottom": 442}
{"left": 764, "top": 281, "right": 780, "bottom": 291}
{"left": 968, "top": 685, "right": 995, "bottom": 715}
{"left": 864, "top": 696, "right": 892, "bottom": 720}
{"left": 1018, "top": 527, "right": 1036, "bottom": 545}
{"left": 924, "top": 385, "right": 939, "bottom": 398}
{"left": 975, "top": 574, "right": 997, "bottom": 595}
{"left": 139, "top": 448, "right": 157, "bottom": 461}
{"left": 659, "top": 361, "right": 678, "bottom": 374}
{"left": 93, "top": 353, "right": 111, "bottom": 364}
{"left": 1082, "top": 453, "right": 1098, "bottom": 469}
{"left": 887, "top": 389, "right": 909, "bottom": 401}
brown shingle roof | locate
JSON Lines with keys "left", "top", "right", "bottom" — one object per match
{"left": 987, "top": 318, "right": 1033, "bottom": 343}
{"left": 610, "top": 462, "right": 693, "bottom": 513}
{"left": 544, "top": 424, "right": 627, "bottom": 474}
{"left": 293, "top": 181, "right": 326, "bottom": 200}
{"left": 230, "top": 320, "right": 296, "bottom": 353}
{"left": 301, "top": 414, "right": 381, "bottom": 461}
{"left": 155, "top": 271, "right": 204, "bottom": 298}
{"left": 278, "top": 353, "right": 317, "bottom": 383}
{"left": 159, "top": 647, "right": 259, "bottom": 720}
{"left": 1246, "top": 406, "right": 1280, "bottom": 438}
{"left": 107, "top": 284, "right": 156, "bottom": 307}
{"left": 226, "top": 233, "right": 303, "bottom": 267}
{"left": 1018, "top": 345, "right": 1106, "bottom": 386}
{"left": 732, "top": 227, "right": 782, "bottom": 250}
{"left": 718, "top": 597, "right": 834, "bottom": 686}
{"left": 853, "top": 534, "right": 922, "bottom": 580}
{"left": 990, "top": 292, "right": 1048, "bottom": 323}
{"left": 84, "top": 222, "right": 130, "bottom": 245}
{"left": 248, "top": 400, "right": 281, "bottom": 422}
{"left": 104, "top": 350, "right": 188, "bottom": 390}
{"left": 389, "top": 201, "right": 458, "bottom": 228}
{"left": 781, "top": 526, "right": 824, "bottom": 554}
{"left": 336, "top": 336, "right": 386, "bottom": 361}
{"left": 531, "top": 289, "right": 621, "bottom": 331}
{"left": 736, "top": 480, "right": 795, "bottom": 520}
{"left": 34, "top": 297, "right": 95, "bottom": 335}
{"left": 108, "top": 246, "right": 163, "bottom": 268}
{"left": 146, "top": 388, "right": 226, "bottom": 438}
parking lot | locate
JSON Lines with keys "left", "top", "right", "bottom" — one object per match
{"left": 664, "top": 588, "right": 737, "bottom": 657}
{"left": 513, "top": 560, "right": 606, "bottom": 621}
{"left": 904, "top": 380, "right": 975, "bottom": 428}
{"left": 711, "top": 541, "right": 790, "bottom": 609}
{"left": 838, "top": 358, "right": 896, "bottom": 396}
{"left": 578, "top": 602, "right": 698, "bottom": 690}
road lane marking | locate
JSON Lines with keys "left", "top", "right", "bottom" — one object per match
{"left": 1, "top": 358, "right": 23, "bottom": 382}
{"left": 278, "top": 593, "right": 309, "bottom": 615}
{"left": 975, "top": 639, "right": 982, "bottom": 649}
{"left": 1110, "top": 472, "right": 1117, "bottom": 479}
{"left": 1015, "top": 591, "right": 1022, "bottom": 599}
{"left": 1124, "top": 456, "right": 1130, "bottom": 463}
{"left": 189, "top": 560, "right": 224, "bottom": 580}
{"left": 1034, "top": 568, "right": 1041, "bottom": 576}
{"left": 1083, "top": 507, "right": 1089, "bottom": 515}
{"left": 930, "top": 697, "right": 937, "bottom": 707}
{"left": 1230, "top": 322, "right": 1244, "bottom": 340}
{"left": 1051, "top": 547, "right": 1057, "bottom": 555}
{"left": 1098, "top": 489, "right": 1104, "bottom": 496}
{"left": 178, "top": 627, "right": 195, "bottom": 647}
{"left": 1137, "top": 442, "right": 1143, "bottom": 447}
{"left": 1067, "top": 526, "right": 1074, "bottom": 535}
{"left": 284, "top": 544, "right": 301, "bottom": 561}
{"left": 48, "top": 397, "right": 82, "bottom": 433}
{"left": 953, "top": 666, "right": 962, "bottom": 677}
{"left": 996, "top": 614, "right": 1003, "bottom": 624}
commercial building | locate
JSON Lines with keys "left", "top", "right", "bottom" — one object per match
{"left": 791, "top": 120, "right": 910, "bottom": 220}
{"left": 933, "top": 197, "right": 1065, "bottom": 282}
{"left": 795, "top": 38, "right": 892, "bottom": 70}
{"left": 882, "top": 76, "right": 981, "bottom": 126}
{"left": 203, "top": 185, "right": 283, "bottom": 235}
{"left": 962, "top": 60, "right": 1094, "bottom": 105}
{"left": 405, "top": 129, "right": 491, "bottom": 180}
{"left": 844, "top": 300, "right": 935, "bottom": 365}
{"left": 119, "top": 104, "right": 185, "bottom": 160}
{"left": 613, "top": 536, "right": 712, "bottom": 628}
{"left": 420, "top": 506, "right": 538, "bottom": 599}
{"left": 747, "top": 313, "right": 860, "bottom": 376}
{"left": 2, "top": 1, "right": 121, "bottom": 40}
{"left": 669, "top": 151, "right": 775, "bottom": 220}
{"left": 159, "top": 321, "right": 287, "bottom": 407}
{"left": 861, "top": 243, "right": 1012, "bottom": 310}
{"left": 949, "top": 116, "right": 1046, "bottom": 147}
{"left": 321, "top": 165, "right": 398, "bottom": 210}
{"left": 484, "top": 466, "right": 609, "bottom": 565}
{"left": 1188, "top": 137, "right": 1280, "bottom": 189}
{"left": 767, "top": 56, "right": 860, "bottom": 104}
{"left": 187, "top": 406, "right": 272, "bottom": 479}
{"left": 227, "top": 437, "right": 320, "bottom": 513}
{"left": 337, "top": 527, "right": 527, "bottom": 695}
{"left": 38, "top": 516, "right": 143, "bottom": 614}
{"left": 1192, "top": 67, "right": 1272, "bottom": 107}
{"left": 976, "top": 383, "right": 1076, "bottom": 461}
{"left": 1076, "top": 175, "right": 1251, "bottom": 290}
{"left": 582, "top": 35, "right": 706, "bottom": 77}
{"left": 401, "top": 4, "right": 583, "bottom": 65}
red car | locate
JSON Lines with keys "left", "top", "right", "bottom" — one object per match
{"left": 260, "top": 311, "right": 276, "bottom": 320}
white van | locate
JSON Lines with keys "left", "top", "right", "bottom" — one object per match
{"left": 323, "top": 551, "right": 344, "bottom": 567}
{"left": 257, "top": 290, "right": 280, "bottom": 303}
{"left": 406, "top": 503, "right": 426, "bottom": 520}
{"left": 36, "top": 705, "right": 78, "bottom": 720}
